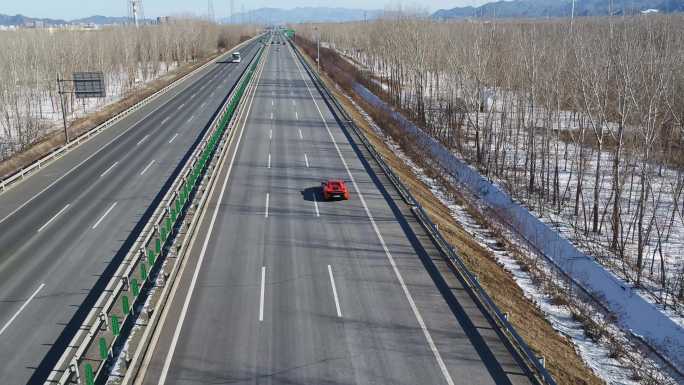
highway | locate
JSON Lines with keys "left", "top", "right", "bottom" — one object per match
{"left": 137, "top": 37, "right": 537, "bottom": 385}
{"left": 0, "top": 38, "right": 261, "bottom": 384}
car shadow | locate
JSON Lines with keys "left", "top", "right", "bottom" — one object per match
{"left": 301, "top": 186, "right": 322, "bottom": 202}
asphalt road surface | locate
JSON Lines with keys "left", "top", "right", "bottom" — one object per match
{"left": 0, "top": 39, "right": 261, "bottom": 385}
{"left": 139, "top": 38, "right": 537, "bottom": 385}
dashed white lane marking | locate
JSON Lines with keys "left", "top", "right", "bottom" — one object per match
{"left": 188, "top": 114, "right": 196, "bottom": 123}
{"left": 313, "top": 195, "right": 320, "bottom": 217}
{"left": 137, "top": 134, "right": 150, "bottom": 146}
{"left": 272, "top": 99, "right": 274, "bottom": 106}
{"left": 259, "top": 266, "right": 266, "bottom": 322}
{"left": 295, "top": 111, "right": 299, "bottom": 120}
{"left": 178, "top": 103, "right": 185, "bottom": 110}
{"left": 270, "top": 112, "right": 273, "bottom": 120}
{"left": 304, "top": 153, "right": 309, "bottom": 168}
{"left": 298, "top": 129, "right": 303, "bottom": 140}
{"left": 38, "top": 204, "right": 70, "bottom": 233}
{"left": 92, "top": 201, "right": 118, "bottom": 229}
{"left": 290, "top": 44, "right": 456, "bottom": 385}
{"left": 292, "top": 100, "right": 296, "bottom": 106}
{"left": 268, "top": 153, "right": 271, "bottom": 169}
{"left": 140, "top": 159, "right": 156, "bottom": 176}
{"left": 328, "top": 265, "right": 342, "bottom": 317}
{"left": 100, "top": 161, "right": 119, "bottom": 178}
{"left": 269, "top": 129, "right": 272, "bottom": 140}
{"left": 168, "top": 133, "right": 179, "bottom": 144}
{"left": 0, "top": 283, "right": 45, "bottom": 336}
{"left": 161, "top": 117, "right": 170, "bottom": 125}
{"left": 201, "top": 101, "right": 207, "bottom": 108}
{"left": 265, "top": 193, "right": 270, "bottom": 218}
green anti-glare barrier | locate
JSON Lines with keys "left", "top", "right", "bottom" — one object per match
{"left": 140, "top": 263, "right": 147, "bottom": 281}
{"left": 155, "top": 238, "right": 161, "bottom": 254}
{"left": 111, "top": 315, "right": 120, "bottom": 336}
{"left": 122, "top": 295, "right": 130, "bottom": 314}
{"left": 85, "top": 363, "right": 95, "bottom": 385}
{"left": 99, "top": 337, "right": 108, "bottom": 360}
{"left": 148, "top": 249, "right": 155, "bottom": 265}
{"left": 131, "top": 278, "right": 140, "bottom": 297}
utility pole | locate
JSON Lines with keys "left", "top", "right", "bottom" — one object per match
{"left": 57, "top": 74, "right": 70, "bottom": 144}
{"left": 315, "top": 26, "right": 320, "bottom": 72}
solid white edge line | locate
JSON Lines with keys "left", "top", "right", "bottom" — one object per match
{"left": 265, "top": 193, "right": 270, "bottom": 218}
{"left": 140, "top": 159, "right": 156, "bottom": 176}
{"left": 92, "top": 201, "right": 118, "bottom": 229}
{"left": 37, "top": 204, "right": 70, "bottom": 233}
{"left": 0, "top": 283, "right": 46, "bottom": 336}
{"left": 327, "top": 265, "right": 342, "bottom": 317}
{"left": 290, "top": 44, "right": 456, "bottom": 385}
{"left": 268, "top": 153, "right": 271, "bottom": 169}
{"left": 156, "top": 44, "right": 266, "bottom": 385}
{"left": 100, "top": 161, "right": 119, "bottom": 178}
{"left": 259, "top": 266, "right": 266, "bottom": 322}
{"left": 168, "top": 133, "right": 179, "bottom": 144}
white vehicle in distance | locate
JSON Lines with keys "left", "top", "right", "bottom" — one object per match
{"left": 231, "top": 52, "right": 241, "bottom": 63}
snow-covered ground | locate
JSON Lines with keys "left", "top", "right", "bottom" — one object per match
{"left": 346, "top": 79, "right": 684, "bottom": 377}
{"left": 339, "top": 47, "right": 684, "bottom": 316}
{"left": 0, "top": 61, "right": 178, "bottom": 159}
{"left": 343, "top": 90, "right": 676, "bottom": 384}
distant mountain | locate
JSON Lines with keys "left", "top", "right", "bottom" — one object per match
{"left": 224, "top": 7, "right": 383, "bottom": 24}
{"left": 0, "top": 13, "right": 67, "bottom": 26}
{"left": 70, "top": 15, "right": 131, "bottom": 25}
{"left": 0, "top": 13, "right": 132, "bottom": 27}
{"left": 433, "top": 0, "right": 684, "bottom": 19}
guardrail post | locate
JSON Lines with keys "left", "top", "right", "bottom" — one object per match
{"left": 99, "top": 311, "right": 108, "bottom": 331}
{"left": 69, "top": 358, "right": 80, "bottom": 382}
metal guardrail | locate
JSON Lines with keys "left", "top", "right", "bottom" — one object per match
{"left": 290, "top": 40, "right": 558, "bottom": 385}
{"left": 0, "top": 35, "right": 262, "bottom": 195}
{"left": 52, "top": 44, "right": 265, "bottom": 385}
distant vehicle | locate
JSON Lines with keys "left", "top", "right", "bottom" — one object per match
{"left": 231, "top": 52, "right": 241, "bottom": 63}
{"left": 321, "top": 180, "right": 350, "bottom": 200}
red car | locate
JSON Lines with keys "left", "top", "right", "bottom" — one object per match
{"left": 321, "top": 179, "right": 350, "bottom": 200}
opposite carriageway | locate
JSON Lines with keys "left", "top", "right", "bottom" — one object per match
{"left": 0, "top": 38, "right": 262, "bottom": 385}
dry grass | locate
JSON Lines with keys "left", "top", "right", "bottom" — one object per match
{"left": 0, "top": 48, "right": 231, "bottom": 179}
{"left": 298, "top": 46, "right": 605, "bottom": 385}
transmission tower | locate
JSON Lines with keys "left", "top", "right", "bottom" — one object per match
{"left": 127, "top": 0, "right": 144, "bottom": 27}
{"left": 208, "top": 0, "right": 215, "bottom": 22}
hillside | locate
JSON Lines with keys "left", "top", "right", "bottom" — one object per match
{"left": 433, "top": 0, "right": 684, "bottom": 19}
{"left": 224, "top": 7, "right": 383, "bottom": 24}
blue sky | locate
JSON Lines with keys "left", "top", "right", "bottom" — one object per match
{"left": 1, "top": 0, "right": 486, "bottom": 20}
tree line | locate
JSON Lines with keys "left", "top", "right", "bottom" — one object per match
{"left": 0, "top": 19, "right": 254, "bottom": 160}
{"left": 297, "top": 14, "right": 684, "bottom": 310}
